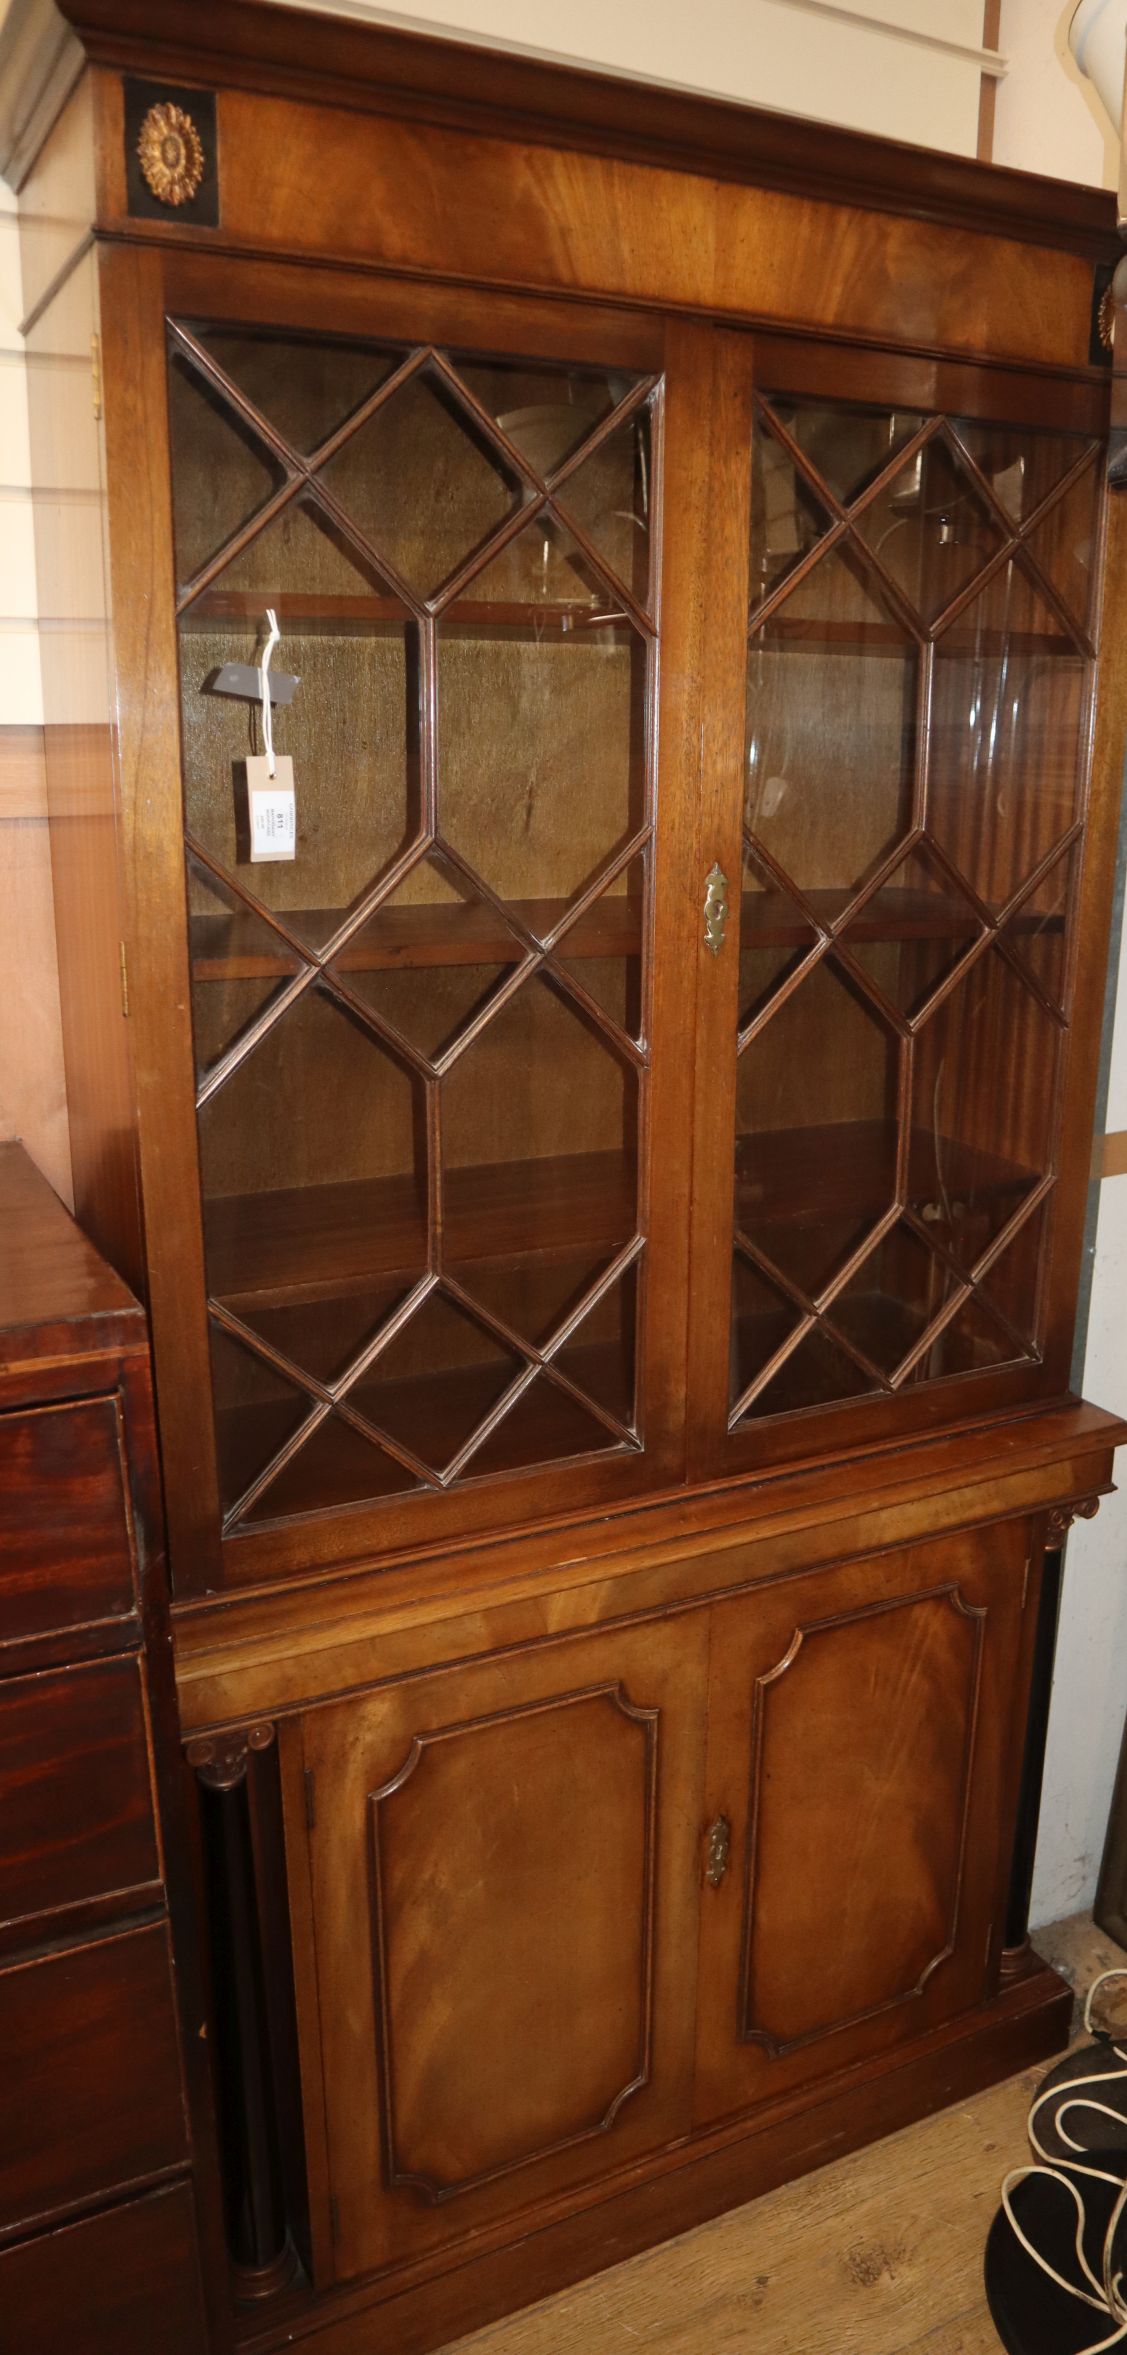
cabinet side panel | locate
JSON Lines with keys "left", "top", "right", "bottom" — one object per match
{"left": 24, "top": 248, "right": 141, "bottom": 1291}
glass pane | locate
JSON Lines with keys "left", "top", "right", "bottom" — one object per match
{"left": 456, "top": 512, "right": 619, "bottom": 614}
{"left": 1026, "top": 462, "right": 1101, "bottom": 630}
{"left": 855, "top": 435, "right": 1006, "bottom": 623}
{"left": 738, "top": 847, "right": 820, "bottom": 1031}
{"left": 465, "top": 1377, "right": 616, "bottom": 1476}
{"left": 458, "top": 359, "right": 620, "bottom": 476}
{"left": 978, "top": 1201, "right": 1047, "bottom": 1349}
{"left": 840, "top": 844, "right": 983, "bottom": 1019}
{"left": 1002, "top": 845, "right": 1075, "bottom": 1014}
{"left": 241, "top": 1413, "right": 420, "bottom": 1519}
{"left": 770, "top": 400, "right": 925, "bottom": 508}
{"left": 742, "top": 1325, "right": 877, "bottom": 1420}
{"left": 320, "top": 368, "right": 525, "bottom": 596}
{"left": 198, "top": 985, "right": 427, "bottom": 1328}
{"left": 749, "top": 416, "right": 833, "bottom": 607}
{"left": 928, "top": 559, "right": 1086, "bottom": 907}
{"left": 208, "top": 1322, "right": 314, "bottom": 1521}
{"left": 168, "top": 353, "right": 286, "bottom": 586}
{"left": 188, "top": 858, "right": 304, "bottom": 1085}
{"left": 553, "top": 856, "right": 646, "bottom": 1043}
{"left": 440, "top": 609, "right": 646, "bottom": 911}
{"left": 463, "top": 1247, "right": 622, "bottom": 1352}
{"left": 233, "top": 1280, "right": 420, "bottom": 1387}
{"left": 179, "top": 596, "right": 418, "bottom": 951}
{"left": 828, "top": 1221, "right": 963, "bottom": 1376}
{"left": 746, "top": 541, "right": 917, "bottom": 904}
{"left": 336, "top": 856, "right": 518, "bottom": 1065}
{"left": 899, "top": 1289, "right": 1020, "bottom": 1384}
{"left": 555, "top": 405, "right": 653, "bottom": 605}
{"left": 348, "top": 1290, "right": 523, "bottom": 1477}
{"left": 908, "top": 947, "right": 1058, "bottom": 1283}
{"left": 735, "top": 958, "right": 899, "bottom": 1297}
{"left": 192, "top": 325, "right": 396, "bottom": 455}
{"left": 552, "top": 1262, "right": 639, "bottom": 1430}
{"left": 730, "top": 1255, "right": 803, "bottom": 1409}
{"left": 953, "top": 420, "right": 1093, "bottom": 525}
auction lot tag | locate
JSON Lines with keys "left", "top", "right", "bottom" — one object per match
{"left": 246, "top": 754, "right": 296, "bottom": 862}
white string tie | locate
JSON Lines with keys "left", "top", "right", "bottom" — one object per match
{"left": 260, "top": 608, "right": 281, "bottom": 779}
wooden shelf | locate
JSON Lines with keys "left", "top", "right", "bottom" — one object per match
{"left": 203, "top": 1122, "right": 1028, "bottom": 1326}
{"left": 191, "top": 897, "right": 644, "bottom": 980}
{"left": 755, "top": 616, "right": 1075, "bottom": 657}
{"left": 736, "top": 1120, "right": 1034, "bottom": 1232}
{"left": 190, "top": 886, "right": 1057, "bottom": 981}
{"left": 183, "top": 588, "right": 628, "bottom": 631}
{"left": 744, "top": 887, "right": 972, "bottom": 950}
{"left": 744, "top": 886, "right": 1060, "bottom": 953}
{"left": 205, "top": 1149, "right": 637, "bottom": 1310}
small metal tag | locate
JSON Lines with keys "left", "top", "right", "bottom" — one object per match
{"left": 209, "top": 662, "right": 301, "bottom": 707}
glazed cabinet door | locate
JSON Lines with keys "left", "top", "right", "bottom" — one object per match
{"left": 113, "top": 246, "right": 709, "bottom": 1590}
{"left": 694, "top": 1518, "right": 1034, "bottom": 2126}
{"left": 285, "top": 1614, "right": 708, "bottom": 2285}
{"left": 688, "top": 338, "right": 1105, "bottom": 1481}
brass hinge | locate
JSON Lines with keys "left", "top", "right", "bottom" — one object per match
{"left": 329, "top": 2192, "right": 340, "bottom": 2245}
{"left": 303, "top": 1766, "right": 316, "bottom": 1832}
{"left": 91, "top": 333, "right": 103, "bottom": 422}
{"left": 703, "top": 863, "right": 730, "bottom": 957}
{"left": 1021, "top": 1553, "right": 1031, "bottom": 1610}
{"left": 118, "top": 939, "right": 130, "bottom": 1018}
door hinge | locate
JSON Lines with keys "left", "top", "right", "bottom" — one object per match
{"left": 329, "top": 2191, "right": 339, "bottom": 2244}
{"left": 303, "top": 1765, "right": 316, "bottom": 1832}
{"left": 118, "top": 939, "right": 130, "bottom": 1018}
{"left": 1021, "top": 1553, "right": 1031, "bottom": 1610}
{"left": 91, "top": 333, "right": 103, "bottom": 421}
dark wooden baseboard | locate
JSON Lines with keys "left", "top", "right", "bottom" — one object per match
{"left": 241, "top": 1958, "right": 1071, "bottom": 2355}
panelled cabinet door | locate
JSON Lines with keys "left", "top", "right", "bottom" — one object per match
{"left": 693, "top": 1520, "right": 1031, "bottom": 2127}
{"left": 288, "top": 1617, "right": 708, "bottom": 2283}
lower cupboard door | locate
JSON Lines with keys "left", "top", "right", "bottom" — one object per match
{"left": 287, "top": 1616, "right": 709, "bottom": 2284}
{"left": 693, "top": 1520, "right": 1032, "bottom": 2128}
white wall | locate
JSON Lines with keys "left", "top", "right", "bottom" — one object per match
{"left": 993, "top": 0, "right": 1117, "bottom": 184}
{"left": 273, "top": 0, "right": 993, "bottom": 152}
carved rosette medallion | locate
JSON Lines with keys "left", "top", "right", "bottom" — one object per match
{"left": 137, "top": 102, "right": 206, "bottom": 208}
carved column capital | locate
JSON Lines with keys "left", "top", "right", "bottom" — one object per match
{"left": 187, "top": 1721, "right": 275, "bottom": 1792}
{"left": 1046, "top": 1495, "right": 1103, "bottom": 1547}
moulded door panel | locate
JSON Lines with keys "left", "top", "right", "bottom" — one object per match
{"left": 291, "top": 1614, "right": 709, "bottom": 2285}
{"left": 694, "top": 1518, "right": 1031, "bottom": 2127}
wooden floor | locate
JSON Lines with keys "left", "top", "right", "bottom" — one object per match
{"left": 448, "top": 1916, "right": 1127, "bottom": 2355}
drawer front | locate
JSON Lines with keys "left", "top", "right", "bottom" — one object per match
{"left": 0, "top": 2184, "right": 207, "bottom": 2355}
{"left": 0, "top": 1657, "right": 160, "bottom": 1930}
{"left": 0, "top": 1923, "right": 187, "bottom": 2232}
{"left": 0, "top": 1398, "right": 137, "bottom": 1644}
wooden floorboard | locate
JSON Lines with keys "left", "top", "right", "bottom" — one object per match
{"left": 445, "top": 1915, "right": 1125, "bottom": 2355}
